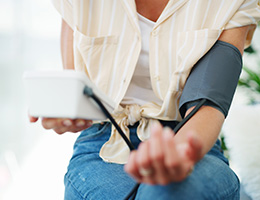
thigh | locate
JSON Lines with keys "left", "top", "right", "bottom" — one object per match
{"left": 64, "top": 153, "right": 136, "bottom": 200}
{"left": 64, "top": 123, "right": 137, "bottom": 200}
{"left": 135, "top": 142, "right": 240, "bottom": 200}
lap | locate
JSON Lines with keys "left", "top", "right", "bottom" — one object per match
{"left": 64, "top": 123, "right": 137, "bottom": 200}
{"left": 64, "top": 123, "right": 240, "bottom": 200}
{"left": 136, "top": 153, "right": 240, "bottom": 200}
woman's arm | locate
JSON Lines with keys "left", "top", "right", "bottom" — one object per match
{"left": 175, "top": 25, "right": 250, "bottom": 157}
{"left": 218, "top": 25, "right": 250, "bottom": 55}
{"left": 124, "top": 25, "right": 250, "bottom": 185}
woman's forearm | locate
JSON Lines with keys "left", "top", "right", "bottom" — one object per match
{"left": 174, "top": 105, "right": 225, "bottom": 159}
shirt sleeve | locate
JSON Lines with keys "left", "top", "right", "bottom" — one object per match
{"left": 225, "top": 0, "right": 260, "bottom": 48}
{"left": 51, "top": 0, "right": 74, "bottom": 29}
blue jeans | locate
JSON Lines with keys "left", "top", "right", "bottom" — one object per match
{"left": 64, "top": 122, "right": 240, "bottom": 200}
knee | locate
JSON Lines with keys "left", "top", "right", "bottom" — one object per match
{"left": 64, "top": 175, "right": 84, "bottom": 200}
{"left": 136, "top": 178, "right": 204, "bottom": 200}
{"left": 135, "top": 173, "right": 240, "bottom": 200}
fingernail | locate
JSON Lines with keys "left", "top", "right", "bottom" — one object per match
{"left": 152, "top": 120, "right": 161, "bottom": 128}
{"left": 163, "top": 128, "right": 173, "bottom": 139}
{"left": 151, "top": 120, "right": 162, "bottom": 135}
{"left": 43, "top": 120, "right": 55, "bottom": 128}
{"left": 76, "top": 120, "right": 86, "bottom": 127}
{"left": 63, "top": 120, "right": 73, "bottom": 127}
{"left": 164, "top": 127, "right": 172, "bottom": 133}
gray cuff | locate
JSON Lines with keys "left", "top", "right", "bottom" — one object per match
{"left": 179, "top": 40, "right": 242, "bottom": 118}
{"left": 184, "top": 99, "right": 224, "bottom": 116}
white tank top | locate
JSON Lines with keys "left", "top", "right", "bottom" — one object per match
{"left": 121, "top": 14, "right": 163, "bottom": 106}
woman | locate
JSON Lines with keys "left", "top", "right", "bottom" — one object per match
{"left": 30, "top": 0, "right": 260, "bottom": 199}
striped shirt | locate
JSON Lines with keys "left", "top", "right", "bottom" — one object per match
{"left": 52, "top": 0, "right": 260, "bottom": 163}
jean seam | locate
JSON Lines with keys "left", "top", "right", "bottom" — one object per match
{"left": 65, "top": 175, "right": 85, "bottom": 200}
{"left": 221, "top": 185, "right": 240, "bottom": 200}
{"left": 218, "top": 176, "right": 240, "bottom": 200}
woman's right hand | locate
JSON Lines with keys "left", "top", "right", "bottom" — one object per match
{"left": 27, "top": 21, "right": 94, "bottom": 135}
{"left": 29, "top": 115, "right": 92, "bottom": 134}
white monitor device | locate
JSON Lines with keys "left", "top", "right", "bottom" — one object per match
{"left": 23, "top": 70, "right": 115, "bottom": 120}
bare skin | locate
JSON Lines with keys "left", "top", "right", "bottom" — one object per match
{"left": 30, "top": 0, "right": 251, "bottom": 184}
{"left": 135, "top": 0, "right": 169, "bottom": 22}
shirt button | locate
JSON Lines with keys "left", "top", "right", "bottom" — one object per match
{"left": 152, "top": 30, "right": 158, "bottom": 36}
{"left": 154, "top": 75, "right": 160, "bottom": 81}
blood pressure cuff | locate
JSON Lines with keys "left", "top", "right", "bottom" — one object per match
{"left": 179, "top": 40, "right": 242, "bottom": 118}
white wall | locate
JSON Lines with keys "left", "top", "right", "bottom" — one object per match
{"left": 0, "top": 1, "right": 78, "bottom": 199}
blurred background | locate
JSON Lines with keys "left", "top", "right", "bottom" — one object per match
{"left": 0, "top": 0, "right": 260, "bottom": 200}
{"left": 0, "top": 0, "right": 78, "bottom": 199}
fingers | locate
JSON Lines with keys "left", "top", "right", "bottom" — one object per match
{"left": 28, "top": 112, "right": 38, "bottom": 123}
{"left": 136, "top": 142, "right": 156, "bottom": 185}
{"left": 41, "top": 118, "right": 92, "bottom": 134}
{"left": 148, "top": 124, "right": 169, "bottom": 185}
{"left": 125, "top": 123, "right": 202, "bottom": 185}
{"left": 163, "top": 128, "right": 179, "bottom": 168}
{"left": 29, "top": 116, "right": 38, "bottom": 123}
{"left": 186, "top": 132, "right": 203, "bottom": 163}
{"left": 163, "top": 128, "right": 183, "bottom": 181}
{"left": 124, "top": 150, "right": 142, "bottom": 182}
{"left": 126, "top": 122, "right": 173, "bottom": 185}
{"left": 136, "top": 143, "right": 151, "bottom": 174}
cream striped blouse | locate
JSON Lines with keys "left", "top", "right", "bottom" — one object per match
{"left": 52, "top": 0, "right": 260, "bottom": 163}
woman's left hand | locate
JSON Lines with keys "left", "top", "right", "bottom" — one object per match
{"left": 124, "top": 122, "right": 203, "bottom": 185}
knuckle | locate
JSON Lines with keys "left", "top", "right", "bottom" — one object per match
{"left": 159, "top": 178, "right": 170, "bottom": 185}
{"left": 125, "top": 164, "right": 136, "bottom": 175}
{"left": 42, "top": 118, "right": 58, "bottom": 129}
{"left": 137, "top": 156, "right": 151, "bottom": 168}
{"left": 128, "top": 151, "right": 137, "bottom": 164}
{"left": 165, "top": 160, "right": 180, "bottom": 169}
{"left": 75, "top": 119, "right": 89, "bottom": 127}
{"left": 127, "top": 167, "right": 135, "bottom": 174}
{"left": 124, "top": 163, "right": 130, "bottom": 171}
{"left": 172, "top": 171, "right": 187, "bottom": 182}
{"left": 151, "top": 152, "right": 164, "bottom": 162}
{"left": 41, "top": 120, "right": 51, "bottom": 129}
{"left": 124, "top": 165, "right": 131, "bottom": 173}
{"left": 54, "top": 129, "right": 65, "bottom": 135}
{"left": 175, "top": 174, "right": 186, "bottom": 182}
{"left": 147, "top": 179, "right": 156, "bottom": 185}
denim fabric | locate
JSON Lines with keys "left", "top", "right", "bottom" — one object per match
{"left": 64, "top": 122, "right": 240, "bottom": 200}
